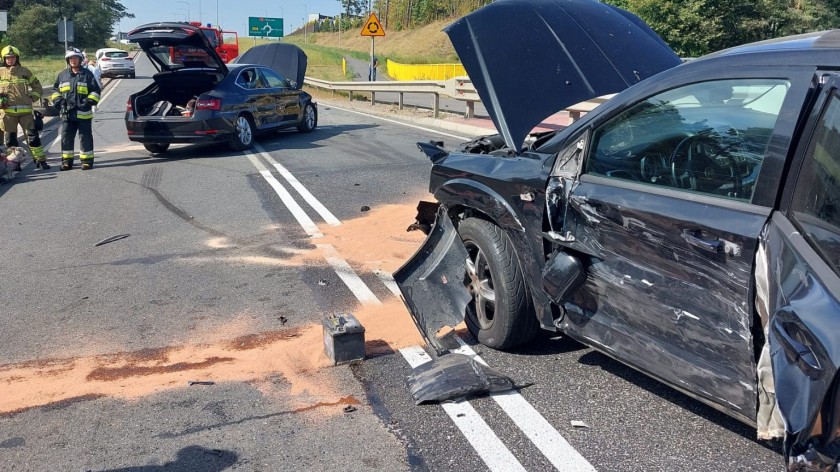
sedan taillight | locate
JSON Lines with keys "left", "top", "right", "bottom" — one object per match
{"left": 195, "top": 98, "right": 221, "bottom": 111}
{"left": 100, "top": 57, "right": 111, "bottom": 61}
{"left": 126, "top": 97, "right": 132, "bottom": 112}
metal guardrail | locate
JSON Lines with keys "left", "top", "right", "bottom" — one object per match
{"left": 305, "top": 76, "right": 481, "bottom": 118}
{"left": 305, "top": 75, "right": 612, "bottom": 123}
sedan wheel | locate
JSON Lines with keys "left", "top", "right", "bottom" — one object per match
{"left": 459, "top": 218, "right": 538, "bottom": 349}
{"left": 143, "top": 142, "right": 170, "bottom": 154}
{"left": 229, "top": 115, "right": 254, "bottom": 150}
{"left": 297, "top": 103, "right": 317, "bottom": 133}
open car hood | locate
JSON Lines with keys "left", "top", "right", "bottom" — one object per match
{"left": 127, "top": 22, "right": 227, "bottom": 74}
{"left": 232, "top": 43, "right": 308, "bottom": 89}
{"left": 445, "top": 0, "right": 681, "bottom": 151}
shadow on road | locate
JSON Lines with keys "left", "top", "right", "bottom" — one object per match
{"left": 97, "top": 445, "right": 237, "bottom": 471}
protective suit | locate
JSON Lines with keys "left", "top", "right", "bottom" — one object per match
{"left": 50, "top": 48, "right": 101, "bottom": 170}
{"left": 0, "top": 45, "right": 48, "bottom": 169}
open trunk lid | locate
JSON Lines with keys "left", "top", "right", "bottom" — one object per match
{"left": 127, "top": 22, "right": 228, "bottom": 74}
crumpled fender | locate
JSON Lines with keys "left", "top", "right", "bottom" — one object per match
{"left": 434, "top": 178, "right": 526, "bottom": 233}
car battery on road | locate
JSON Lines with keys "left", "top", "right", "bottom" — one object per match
{"left": 323, "top": 313, "right": 365, "bottom": 365}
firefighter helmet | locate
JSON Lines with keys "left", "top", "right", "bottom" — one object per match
{"left": 65, "top": 47, "right": 84, "bottom": 63}
{"left": 1, "top": 46, "right": 19, "bottom": 58}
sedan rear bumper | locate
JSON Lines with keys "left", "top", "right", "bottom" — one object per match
{"left": 126, "top": 116, "right": 235, "bottom": 144}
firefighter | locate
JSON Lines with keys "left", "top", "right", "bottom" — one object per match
{"left": 50, "top": 48, "right": 101, "bottom": 170}
{"left": 0, "top": 45, "right": 49, "bottom": 169}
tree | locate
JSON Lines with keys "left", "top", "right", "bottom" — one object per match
{"left": 5, "top": 0, "right": 133, "bottom": 55}
{"left": 7, "top": 4, "right": 60, "bottom": 56}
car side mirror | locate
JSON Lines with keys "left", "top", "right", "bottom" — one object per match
{"left": 289, "top": 80, "right": 298, "bottom": 89}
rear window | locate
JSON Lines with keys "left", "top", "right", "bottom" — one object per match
{"left": 105, "top": 51, "right": 129, "bottom": 59}
{"left": 202, "top": 29, "right": 218, "bottom": 47}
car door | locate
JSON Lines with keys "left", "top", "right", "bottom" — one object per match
{"left": 258, "top": 67, "right": 301, "bottom": 125}
{"left": 235, "top": 67, "right": 275, "bottom": 129}
{"left": 547, "top": 76, "right": 797, "bottom": 419}
{"left": 764, "top": 74, "right": 840, "bottom": 464}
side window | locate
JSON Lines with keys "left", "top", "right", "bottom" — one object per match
{"left": 236, "top": 69, "right": 260, "bottom": 89}
{"left": 586, "top": 78, "right": 790, "bottom": 202}
{"left": 261, "top": 68, "right": 290, "bottom": 89}
{"left": 790, "top": 92, "right": 840, "bottom": 274}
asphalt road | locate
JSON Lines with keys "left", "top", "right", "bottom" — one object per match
{"left": 0, "top": 54, "right": 785, "bottom": 471}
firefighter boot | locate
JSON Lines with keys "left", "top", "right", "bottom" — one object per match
{"left": 34, "top": 160, "right": 50, "bottom": 170}
{"left": 61, "top": 159, "right": 73, "bottom": 171}
{"left": 81, "top": 158, "right": 93, "bottom": 170}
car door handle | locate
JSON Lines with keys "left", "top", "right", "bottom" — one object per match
{"left": 682, "top": 229, "right": 723, "bottom": 253}
{"left": 772, "top": 318, "right": 823, "bottom": 380}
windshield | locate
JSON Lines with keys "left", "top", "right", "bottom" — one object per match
{"left": 202, "top": 29, "right": 218, "bottom": 48}
{"left": 148, "top": 44, "right": 219, "bottom": 69}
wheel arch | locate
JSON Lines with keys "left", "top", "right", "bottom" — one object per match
{"left": 435, "top": 179, "right": 556, "bottom": 332}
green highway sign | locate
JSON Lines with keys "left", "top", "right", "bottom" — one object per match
{"left": 248, "top": 16, "right": 284, "bottom": 37}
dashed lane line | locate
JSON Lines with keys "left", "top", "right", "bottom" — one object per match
{"left": 254, "top": 142, "right": 341, "bottom": 226}
{"left": 317, "top": 243, "right": 381, "bottom": 306}
{"left": 245, "top": 151, "right": 323, "bottom": 238}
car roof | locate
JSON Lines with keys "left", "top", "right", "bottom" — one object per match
{"left": 704, "top": 29, "right": 840, "bottom": 60}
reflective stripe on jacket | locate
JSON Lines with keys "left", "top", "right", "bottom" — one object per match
{"left": 51, "top": 67, "right": 101, "bottom": 120}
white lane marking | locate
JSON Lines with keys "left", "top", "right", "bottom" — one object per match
{"left": 452, "top": 339, "right": 597, "bottom": 472}
{"left": 326, "top": 104, "right": 470, "bottom": 141}
{"left": 400, "top": 346, "right": 528, "bottom": 472}
{"left": 254, "top": 142, "right": 341, "bottom": 226}
{"left": 317, "top": 243, "right": 381, "bottom": 306}
{"left": 245, "top": 152, "right": 323, "bottom": 238}
{"left": 373, "top": 269, "right": 402, "bottom": 298}
{"left": 46, "top": 134, "right": 60, "bottom": 153}
{"left": 99, "top": 78, "right": 121, "bottom": 104}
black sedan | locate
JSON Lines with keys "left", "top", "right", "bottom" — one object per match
{"left": 396, "top": 1, "right": 840, "bottom": 470}
{"left": 124, "top": 22, "right": 317, "bottom": 154}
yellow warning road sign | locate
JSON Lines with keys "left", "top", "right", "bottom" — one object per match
{"left": 360, "top": 12, "right": 385, "bottom": 37}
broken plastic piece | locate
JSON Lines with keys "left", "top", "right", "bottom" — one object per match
{"left": 571, "top": 420, "right": 589, "bottom": 429}
{"left": 407, "top": 353, "right": 516, "bottom": 405}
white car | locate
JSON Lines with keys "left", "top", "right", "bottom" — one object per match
{"left": 94, "top": 48, "right": 135, "bottom": 78}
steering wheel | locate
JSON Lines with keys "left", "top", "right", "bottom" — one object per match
{"left": 670, "top": 135, "right": 741, "bottom": 195}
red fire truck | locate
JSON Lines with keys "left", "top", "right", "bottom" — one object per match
{"left": 190, "top": 21, "right": 239, "bottom": 63}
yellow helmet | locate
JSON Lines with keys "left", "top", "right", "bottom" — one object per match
{"left": 1, "top": 46, "right": 19, "bottom": 58}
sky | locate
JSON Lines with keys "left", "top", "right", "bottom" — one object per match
{"left": 117, "top": 0, "right": 353, "bottom": 38}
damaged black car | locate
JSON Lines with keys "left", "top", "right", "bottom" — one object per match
{"left": 124, "top": 22, "right": 317, "bottom": 154}
{"left": 395, "top": 0, "right": 840, "bottom": 469}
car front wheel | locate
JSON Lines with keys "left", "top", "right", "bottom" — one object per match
{"left": 143, "top": 143, "right": 170, "bottom": 154}
{"left": 229, "top": 114, "right": 254, "bottom": 150}
{"left": 458, "top": 218, "right": 538, "bottom": 349}
{"left": 297, "top": 103, "right": 317, "bottom": 133}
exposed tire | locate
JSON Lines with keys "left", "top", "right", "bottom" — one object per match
{"left": 297, "top": 103, "right": 317, "bottom": 133}
{"left": 458, "top": 218, "right": 538, "bottom": 349}
{"left": 229, "top": 114, "right": 255, "bottom": 150}
{"left": 143, "top": 143, "right": 170, "bottom": 154}
{"left": 129, "top": 72, "right": 135, "bottom": 79}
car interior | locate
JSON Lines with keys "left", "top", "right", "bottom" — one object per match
{"left": 586, "top": 79, "right": 790, "bottom": 202}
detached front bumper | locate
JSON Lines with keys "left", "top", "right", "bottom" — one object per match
{"left": 394, "top": 204, "right": 472, "bottom": 354}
